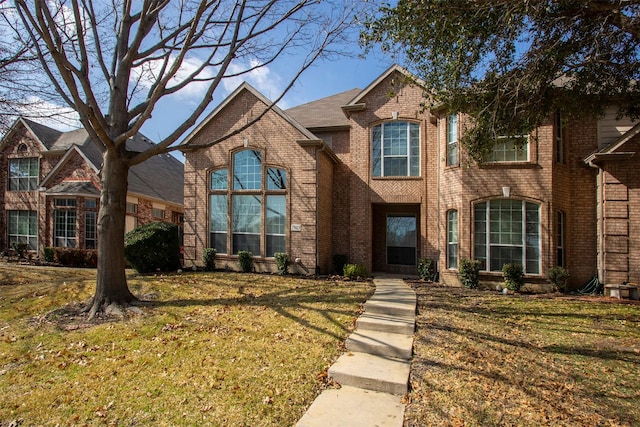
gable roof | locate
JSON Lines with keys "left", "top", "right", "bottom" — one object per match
{"left": 585, "top": 121, "right": 640, "bottom": 166}
{"left": 180, "top": 82, "right": 321, "bottom": 148}
{"left": 285, "top": 88, "right": 361, "bottom": 131}
{"left": 8, "top": 117, "right": 183, "bottom": 206}
{"left": 341, "top": 64, "right": 424, "bottom": 117}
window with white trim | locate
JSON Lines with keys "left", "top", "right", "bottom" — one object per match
{"left": 54, "top": 198, "right": 77, "bottom": 248}
{"left": 484, "top": 136, "right": 529, "bottom": 162}
{"left": 557, "top": 210, "right": 565, "bottom": 268}
{"left": 7, "top": 210, "right": 38, "bottom": 250}
{"left": 372, "top": 122, "right": 420, "bottom": 177}
{"left": 446, "top": 114, "right": 458, "bottom": 166}
{"left": 474, "top": 199, "right": 540, "bottom": 273}
{"left": 8, "top": 157, "right": 39, "bottom": 191}
{"left": 447, "top": 210, "right": 458, "bottom": 269}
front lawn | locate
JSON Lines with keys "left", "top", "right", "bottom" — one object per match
{"left": 406, "top": 284, "right": 640, "bottom": 426}
{"left": 0, "top": 264, "right": 373, "bottom": 426}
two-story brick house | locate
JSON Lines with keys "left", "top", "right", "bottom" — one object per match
{"left": 1, "top": 118, "right": 184, "bottom": 255}
{"left": 181, "top": 65, "right": 638, "bottom": 288}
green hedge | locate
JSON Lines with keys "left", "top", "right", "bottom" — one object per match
{"left": 124, "top": 221, "right": 181, "bottom": 273}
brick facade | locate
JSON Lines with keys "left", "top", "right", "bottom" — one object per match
{"left": 1, "top": 119, "right": 184, "bottom": 257}
{"left": 179, "top": 65, "right": 638, "bottom": 287}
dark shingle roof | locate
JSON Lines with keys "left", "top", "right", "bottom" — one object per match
{"left": 19, "top": 119, "right": 183, "bottom": 206}
{"left": 46, "top": 181, "right": 100, "bottom": 196}
{"left": 285, "top": 88, "right": 361, "bottom": 130}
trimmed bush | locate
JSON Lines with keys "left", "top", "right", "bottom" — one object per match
{"left": 333, "top": 254, "right": 348, "bottom": 275}
{"left": 124, "top": 221, "right": 181, "bottom": 273}
{"left": 274, "top": 252, "right": 289, "bottom": 275}
{"left": 343, "top": 263, "right": 368, "bottom": 280}
{"left": 53, "top": 248, "right": 97, "bottom": 267}
{"left": 43, "top": 247, "right": 55, "bottom": 263}
{"left": 417, "top": 258, "right": 436, "bottom": 281}
{"left": 238, "top": 251, "right": 253, "bottom": 273}
{"left": 11, "top": 242, "right": 28, "bottom": 259}
{"left": 203, "top": 248, "right": 217, "bottom": 271}
{"left": 459, "top": 258, "right": 481, "bottom": 289}
{"left": 503, "top": 263, "right": 524, "bottom": 291}
{"left": 548, "top": 266, "right": 569, "bottom": 291}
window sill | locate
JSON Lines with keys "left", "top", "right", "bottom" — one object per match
{"left": 478, "top": 162, "right": 540, "bottom": 169}
{"left": 372, "top": 176, "right": 422, "bottom": 181}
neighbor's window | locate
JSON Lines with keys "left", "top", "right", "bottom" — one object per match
{"left": 8, "top": 157, "right": 39, "bottom": 191}
{"left": 372, "top": 122, "right": 420, "bottom": 177}
{"left": 386, "top": 215, "right": 417, "bottom": 266}
{"left": 7, "top": 210, "right": 38, "bottom": 250}
{"left": 446, "top": 114, "right": 458, "bottom": 166}
{"left": 447, "top": 210, "right": 458, "bottom": 269}
{"left": 85, "top": 211, "right": 97, "bottom": 249}
{"left": 208, "top": 150, "right": 287, "bottom": 257}
{"left": 54, "top": 198, "right": 77, "bottom": 248}
{"left": 555, "top": 112, "right": 564, "bottom": 164}
{"left": 474, "top": 199, "right": 540, "bottom": 274}
{"left": 485, "top": 136, "right": 529, "bottom": 162}
{"left": 126, "top": 202, "right": 138, "bottom": 214}
{"left": 153, "top": 208, "right": 165, "bottom": 219}
{"left": 557, "top": 210, "right": 565, "bottom": 268}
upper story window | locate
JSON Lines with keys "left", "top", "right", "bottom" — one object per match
{"left": 8, "top": 157, "right": 39, "bottom": 191}
{"left": 153, "top": 208, "right": 165, "bottom": 219}
{"left": 446, "top": 114, "right": 458, "bottom": 166}
{"left": 233, "top": 150, "right": 262, "bottom": 190}
{"left": 372, "top": 122, "right": 420, "bottom": 177}
{"left": 484, "top": 136, "right": 529, "bottom": 163}
{"left": 555, "top": 112, "right": 564, "bottom": 164}
{"left": 126, "top": 202, "right": 138, "bottom": 214}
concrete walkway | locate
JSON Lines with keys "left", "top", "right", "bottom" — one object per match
{"left": 296, "top": 277, "right": 416, "bottom": 427}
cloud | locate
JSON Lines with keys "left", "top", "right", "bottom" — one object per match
{"left": 222, "top": 59, "right": 283, "bottom": 100}
{"left": 13, "top": 96, "right": 81, "bottom": 131}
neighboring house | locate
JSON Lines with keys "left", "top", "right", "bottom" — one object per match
{"left": 181, "top": 65, "right": 639, "bottom": 288}
{"left": 0, "top": 118, "right": 184, "bottom": 255}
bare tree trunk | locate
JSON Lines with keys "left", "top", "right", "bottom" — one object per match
{"left": 87, "top": 147, "right": 137, "bottom": 318}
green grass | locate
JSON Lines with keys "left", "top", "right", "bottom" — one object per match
{"left": 0, "top": 264, "right": 374, "bottom": 426}
{"left": 406, "top": 285, "right": 640, "bottom": 427}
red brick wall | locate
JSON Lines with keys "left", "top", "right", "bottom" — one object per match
{"left": 182, "top": 88, "right": 321, "bottom": 273}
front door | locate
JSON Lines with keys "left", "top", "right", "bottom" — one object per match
{"left": 372, "top": 204, "right": 420, "bottom": 274}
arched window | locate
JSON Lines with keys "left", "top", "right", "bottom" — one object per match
{"left": 372, "top": 122, "right": 420, "bottom": 177}
{"left": 208, "top": 150, "right": 287, "bottom": 257}
{"left": 473, "top": 199, "right": 540, "bottom": 273}
{"left": 447, "top": 210, "right": 458, "bottom": 269}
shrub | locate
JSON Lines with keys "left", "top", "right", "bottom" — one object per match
{"left": 11, "top": 242, "right": 29, "bottom": 259}
{"left": 274, "top": 252, "right": 289, "bottom": 275}
{"left": 203, "top": 248, "right": 217, "bottom": 271}
{"left": 417, "top": 258, "right": 436, "bottom": 281}
{"left": 124, "top": 221, "right": 181, "bottom": 273}
{"left": 238, "top": 251, "right": 253, "bottom": 273}
{"left": 459, "top": 258, "right": 481, "bottom": 289}
{"left": 343, "top": 263, "right": 368, "bottom": 280}
{"left": 333, "top": 254, "right": 348, "bottom": 275}
{"left": 43, "top": 247, "right": 55, "bottom": 263}
{"left": 548, "top": 266, "right": 569, "bottom": 291}
{"left": 53, "top": 248, "right": 97, "bottom": 267}
{"left": 503, "top": 263, "right": 524, "bottom": 291}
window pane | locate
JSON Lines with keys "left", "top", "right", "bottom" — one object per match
{"left": 85, "top": 211, "right": 97, "bottom": 249}
{"left": 447, "top": 210, "right": 458, "bottom": 269}
{"left": 233, "top": 150, "right": 262, "bottom": 190}
{"left": 372, "top": 125, "right": 382, "bottom": 176}
{"left": 232, "top": 195, "right": 261, "bottom": 255}
{"left": 211, "top": 169, "right": 228, "bottom": 190}
{"left": 209, "top": 194, "right": 227, "bottom": 254}
{"left": 8, "top": 158, "right": 39, "bottom": 191}
{"left": 266, "top": 168, "right": 286, "bottom": 190}
{"left": 266, "top": 195, "right": 286, "bottom": 257}
{"left": 384, "top": 157, "right": 408, "bottom": 176}
{"left": 7, "top": 210, "right": 38, "bottom": 250}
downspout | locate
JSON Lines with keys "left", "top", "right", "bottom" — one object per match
{"left": 436, "top": 114, "right": 441, "bottom": 273}
{"left": 315, "top": 144, "right": 327, "bottom": 276}
{"left": 597, "top": 168, "right": 605, "bottom": 284}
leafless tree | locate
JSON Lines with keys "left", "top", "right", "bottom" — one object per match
{"left": 14, "top": 0, "right": 360, "bottom": 318}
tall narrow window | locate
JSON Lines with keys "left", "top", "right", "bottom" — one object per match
{"left": 233, "top": 150, "right": 262, "bottom": 190}
{"left": 266, "top": 195, "right": 286, "bottom": 256}
{"left": 372, "top": 122, "right": 420, "bottom": 177}
{"left": 55, "top": 198, "right": 77, "bottom": 248}
{"left": 557, "top": 211, "right": 565, "bottom": 267}
{"left": 446, "top": 114, "right": 458, "bottom": 166}
{"left": 7, "top": 210, "right": 37, "bottom": 250}
{"left": 85, "top": 211, "right": 97, "bottom": 249}
{"left": 232, "top": 195, "right": 262, "bottom": 255}
{"left": 386, "top": 215, "right": 417, "bottom": 265}
{"left": 209, "top": 194, "right": 227, "bottom": 254}
{"left": 555, "top": 112, "right": 564, "bottom": 164}
{"left": 474, "top": 199, "right": 540, "bottom": 273}
{"left": 447, "top": 210, "right": 458, "bottom": 269}
{"left": 8, "top": 157, "right": 39, "bottom": 191}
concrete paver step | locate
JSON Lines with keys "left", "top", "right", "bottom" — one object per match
{"left": 295, "top": 386, "right": 404, "bottom": 427}
{"left": 363, "top": 298, "right": 416, "bottom": 318}
{"left": 328, "top": 351, "right": 411, "bottom": 395}
{"left": 346, "top": 329, "right": 413, "bottom": 359}
{"left": 356, "top": 312, "right": 415, "bottom": 334}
